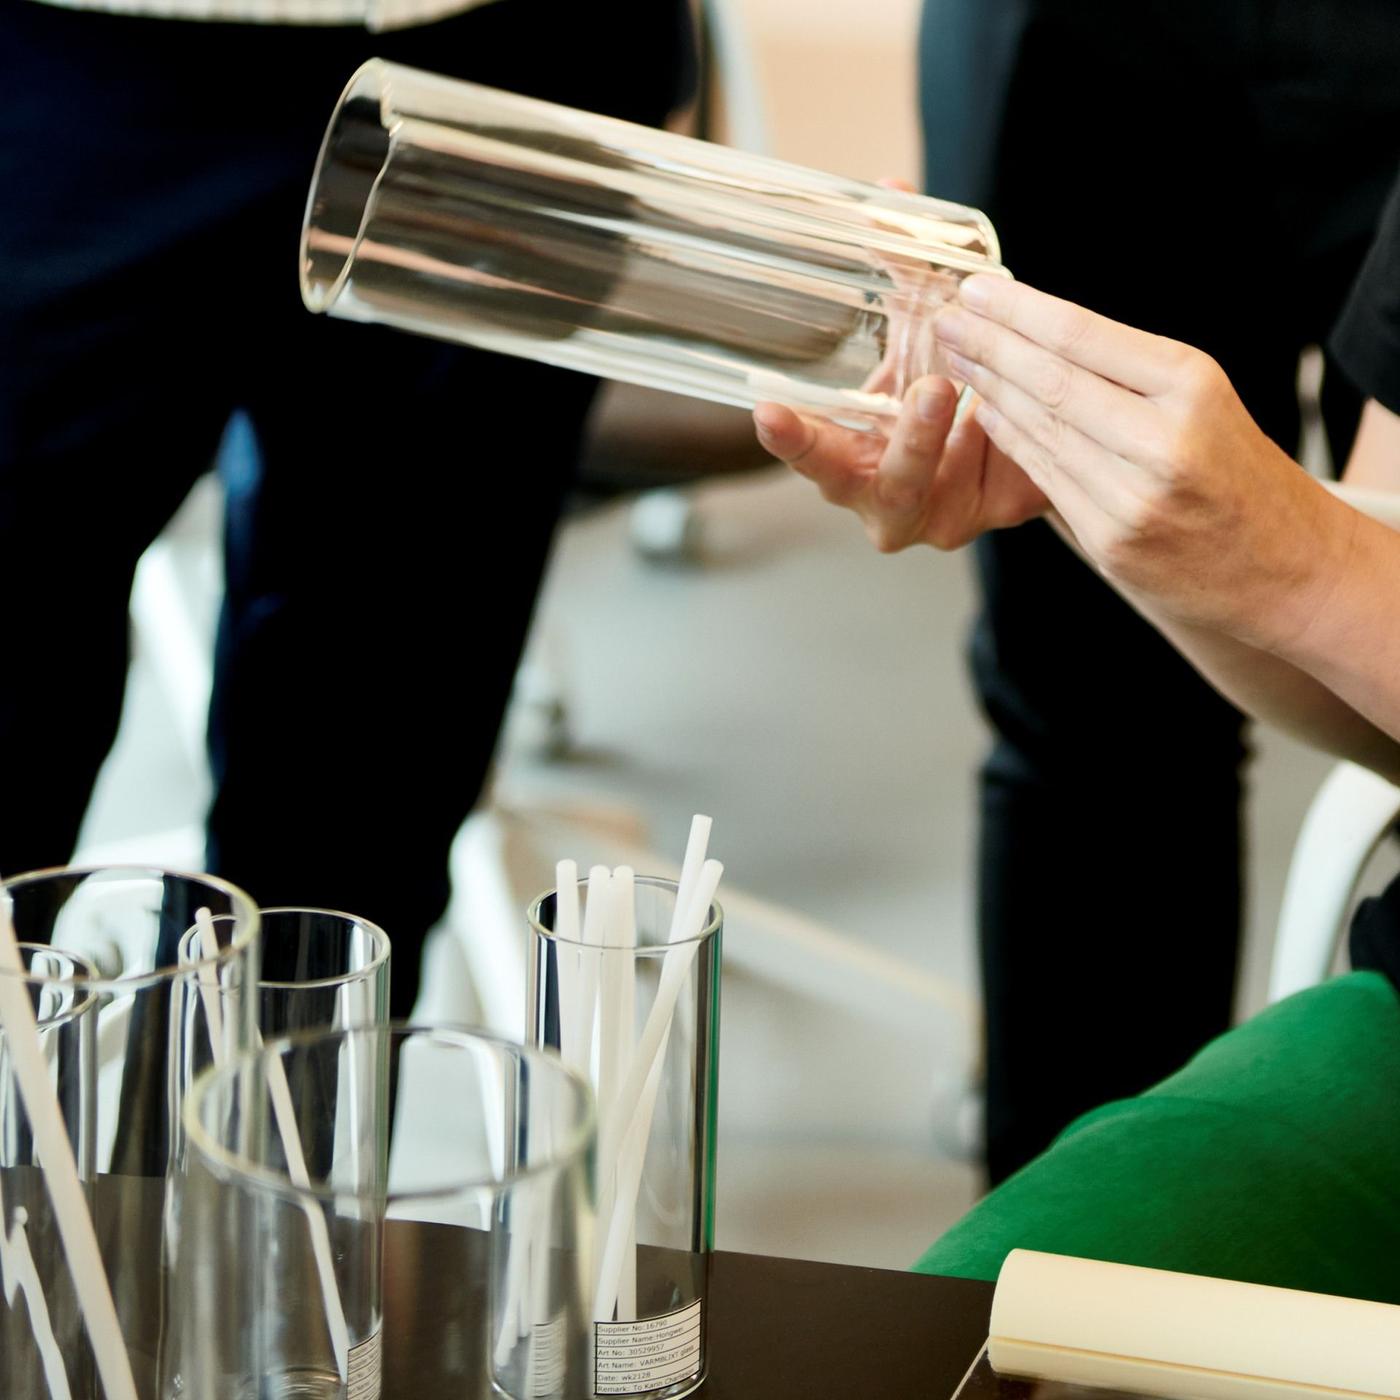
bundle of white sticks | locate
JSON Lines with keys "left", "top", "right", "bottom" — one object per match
{"left": 498, "top": 815, "right": 721, "bottom": 1365}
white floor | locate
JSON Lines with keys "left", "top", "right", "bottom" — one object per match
{"left": 72, "top": 440, "right": 1337, "bottom": 1272}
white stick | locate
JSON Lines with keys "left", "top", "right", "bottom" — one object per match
{"left": 0, "top": 1140, "right": 73, "bottom": 1398}
{"left": 191, "top": 907, "right": 225, "bottom": 1064}
{"left": 616, "top": 870, "right": 638, "bottom": 1322}
{"left": 595, "top": 866, "right": 635, "bottom": 1316}
{"left": 0, "top": 890, "right": 138, "bottom": 1400}
{"left": 594, "top": 860, "right": 722, "bottom": 1323}
{"left": 574, "top": 867, "right": 611, "bottom": 1081}
{"left": 192, "top": 909, "right": 351, "bottom": 1378}
{"left": 262, "top": 1042, "right": 352, "bottom": 1376}
{"left": 598, "top": 861, "right": 721, "bottom": 1198}
{"left": 554, "top": 861, "right": 580, "bottom": 946}
{"left": 668, "top": 817, "right": 712, "bottom": 944}
{"left": 553, "top": 861, "right": 580, "bottom": 1065}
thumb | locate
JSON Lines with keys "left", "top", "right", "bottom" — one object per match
{"left": 754, "top": 402, "right": 818, "bottom": 468}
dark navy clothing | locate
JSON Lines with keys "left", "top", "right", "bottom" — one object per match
{"left": 0, "top": 0, "right": 692, "bottom": 1018}
{"left": 1333, "top": 172, "right": 1400, "bottom": 421}
{"left": 1336, "top": 172, "right": 1400, "bottom": 992}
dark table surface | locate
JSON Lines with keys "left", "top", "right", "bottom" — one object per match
{"left": 383, "top": 1221, "right": 995, "bottom": 1400}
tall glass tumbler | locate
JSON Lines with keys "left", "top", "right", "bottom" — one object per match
{"left": 167, "top": 909, "right": 389, "bottom": 1396}
{"left": 178, "top": 1025, "right": 595, "bottom": 1400}
{"left": 2, "top": 867, "right": 260, "bottom": 1399}
{"left": 301, "top": 60, "right": 1008, "bottom": 431}
{"left": 528, "top": 879, "right": 722, "bottom": 1400}
{"left": 179, "top": 908, "right": 390, "bottom": 1037}
{"left": 0, "top": 945, "right": 100, "bottom": 1400}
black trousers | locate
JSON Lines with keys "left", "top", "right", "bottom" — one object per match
{"left": 920, "top": 0, "right": 1400, "bottom": 1182}
{"left": 0, "top": 0, "right": 691, "bottom": 1018}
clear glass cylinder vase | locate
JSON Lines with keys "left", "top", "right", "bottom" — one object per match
{"left": 178, "top": 1024, "right": 596, "bottom": 1400}
{"left": 0, "top": 945, "right": 100, "bottom": 1400}
{"left": 527, "top": 878, "right": 721, "bottom": 1400}
{"left": 301, "top": 60, "right": 1007, "bottom": 431}
{"left": 1, "top": 866, "right": 260, "bottom": 1400}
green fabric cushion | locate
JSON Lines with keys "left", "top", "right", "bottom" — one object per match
{"left": 914, "top": 971, "right": 1400, "bottom": 1302}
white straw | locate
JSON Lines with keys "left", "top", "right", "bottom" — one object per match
{"left": 595, "top": 866, "right": 637, "bottom": 1317}
{"left": 598, "top": 859, "right": 721, "bottom": 1192}
{"left": 574, "top": 866, "right": 611, "bottom": 1079}
{"left": 0, "top": 889, "right": 138, "bottom": 1400}
{"left": 260, "top": 1036, "right": 351, "bottom": 1376}
{"left": 555, "top": 860, "right": 580, "bottom": 945}
{"left": 0, "top": 1137, "right": 74, "bottom": 1399}
{"left": 616, "top": 869, "right": 638, "bottom": 1321}
{"left": 192, "top": 908, "right": 350, "bottom": 1377}
{"left": 668, "top": 816, "right": 712, "bottom": 944}
{"left": 594, "top": 1045, "right": 665, "bottom": 1323}
{"left": 493, "top": 861, "right": 582, "bottom": 1372}
{"left": 553, "top": 860, "right": 581, "bottom": 1069}
{"left": 192, "top": 907, "right": 226, "bottom": 1062}
{"left": 594, "top": 859, "right": 722, "bottom": 1322}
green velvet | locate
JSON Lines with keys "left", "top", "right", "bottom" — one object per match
{"left": 914, "top": 972, "right": 1400, "bottom": 1303}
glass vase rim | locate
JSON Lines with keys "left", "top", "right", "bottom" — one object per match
{"left": 183, "top": 1021, "right": 596, "bottom": 1208}
{"left": 299, "top": 56, "right": 1007, "bottom": 322}
{"left": 0, "top": 865, "right": 261, "bottom": 992}
{"left": 192, "top": 905, "right": 390, "bottom": 991}
{"left": 5, "top": 942, "right": 104, "bottom": 1028}
{"left": 527, "top": 874, "right": 723, "bottom": 952}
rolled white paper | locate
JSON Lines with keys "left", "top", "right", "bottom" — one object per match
{"left": 990, "top": 1250, "right": 1400, "bottom": 1400}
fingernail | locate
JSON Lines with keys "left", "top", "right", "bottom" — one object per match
{"left": 753, "top": 405, "right": 781, "bottom": 441}
{"left": 974, "top": 400, "right": 999, "bottom": 433}
{"left": 916, "top": 385, "right": 946, "bottom": 422}
{"left": 936, "top": 308, "right": 969, "bottom": 347}
{"left": 959, "top": 275, "right": 995, "bottom": 310}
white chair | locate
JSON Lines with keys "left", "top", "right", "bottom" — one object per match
{"left": 1269, "top": 761, "right": 1400, "bottom": 1003}
{"left": 1267, "top": 483, "right": 1400, "bottom": 1002}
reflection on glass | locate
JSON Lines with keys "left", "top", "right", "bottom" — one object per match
{"left": 302, "top": 60, "right": 1009, "bottom": 431}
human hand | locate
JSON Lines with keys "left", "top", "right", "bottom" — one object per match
{"left": 937, "top": 275, "right": 1357, "bottom": 649}
{"left": 753, "top": 382, "right": 1048, "bottom": 552}
{"left": 752, "top": 176, "right": 1048, "bottom": 552}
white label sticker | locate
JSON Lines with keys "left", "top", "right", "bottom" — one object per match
{"left": 527, "top": 1312, "right": 569, "bottom": 1397}
{"left": 347, "top": 1329, "right": 383, "bottom": 1400}
{"left": 595, "top": 1299, "right": 702, "bottom": 1396}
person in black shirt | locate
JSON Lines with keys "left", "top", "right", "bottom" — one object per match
{"left": 757, "top": 165, "right": 1400, "bottom": 948}
{"left": 754, "top": 176, "right": 1400, "bottom": 1297}
{"left": 918, "top": 0, "right": 1400, "bottom": 1187}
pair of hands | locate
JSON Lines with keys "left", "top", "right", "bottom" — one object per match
{"left": 753, "top": 271, "right": 1353, "bottom": 653}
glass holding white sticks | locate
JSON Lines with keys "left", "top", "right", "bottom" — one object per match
{"left": 527, "top": 820, "right": 723, "bottom": 1400}
{"left": 300, "top": 60, "right": 1008, "bottom": 433}
{"left": 0, "top": 945, "right": 100, "bottom": 1400}
{"left": 0, "top": 867, "right": 260, "bottom": 1400}
{"left": 168, "top": 907, "right": 391, "bottom": 1400}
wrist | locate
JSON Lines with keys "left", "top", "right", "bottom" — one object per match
{"left": 1262, "top": 484, "right": 1371, "bottom": 665}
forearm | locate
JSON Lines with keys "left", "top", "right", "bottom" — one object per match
{"left": 1270, "top": 509, "right": 1400, "bottom": 765}
{"left": 1047, "top": 511, "right": 1400, "bottom": 782}
{"left": 1138, "top": 605, "right": 1400, "bottom": 782}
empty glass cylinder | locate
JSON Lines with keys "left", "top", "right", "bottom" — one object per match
{"left": 301, "top": 60, "right": 1007, "bottom": 431}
